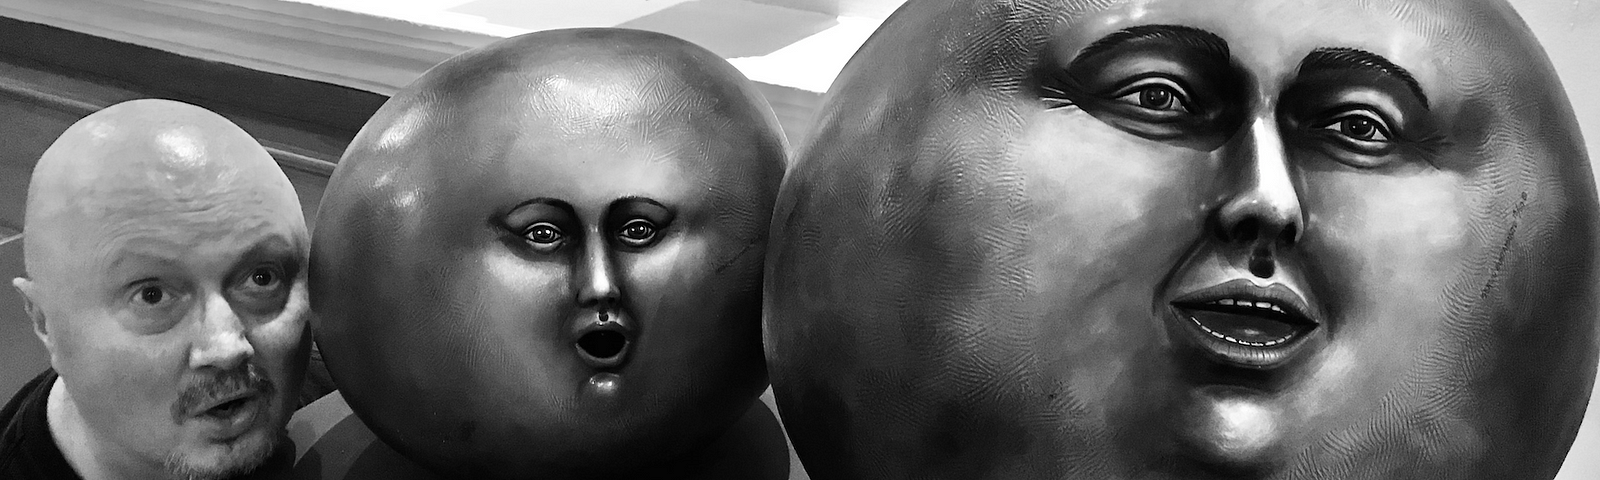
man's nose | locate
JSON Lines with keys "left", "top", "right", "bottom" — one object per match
{"left": 1214, "top": 115, "right": 1305, "bottom": 278}
{"left": 574, "top": 232, "right": 620, "bottom": 309}
{"left": 189, "top": 292, "right": 254, "bottom": 370}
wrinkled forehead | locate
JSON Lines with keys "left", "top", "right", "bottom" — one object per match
{"left": 29, "top": 177, "right": 305, "bottom": 282}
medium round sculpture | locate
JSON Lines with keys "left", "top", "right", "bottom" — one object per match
{"left": 765, "top": 0, "right": 1599, "bottom": 478}
{"left": 311, "top": 28, "right": 787, "bottom": 479}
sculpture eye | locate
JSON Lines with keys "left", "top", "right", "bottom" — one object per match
{"left": 1321, "top": 112, "right": 1391, "bottom": 142}
{"left": 616, "top": 219, "right": 659, "bottom": 248}
{"left": 522, "top": 222, "right": 565, "bottom": 253}
{"left": 1114, "top": 78, "right": 1192, "bottom": 114}
{"left": 1316, "top": 109, "right": 1395, "bottom": 156}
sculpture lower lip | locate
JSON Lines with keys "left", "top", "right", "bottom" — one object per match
{"left": 1170, "top": 305, "right": 1318, "bottom": 369}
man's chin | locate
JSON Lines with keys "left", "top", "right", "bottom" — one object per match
{"left": 165, "top": 428, "right": 284, "bottom": 480}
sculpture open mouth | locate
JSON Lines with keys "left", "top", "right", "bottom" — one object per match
{"left": 579, "top": 330, "right": 627, "bottom": 359}
{"left": 1169, "top": 280, "right": 1321, "bottom": 369}
{"left": 574, "top": 316, "right": 631, "bottom": 369}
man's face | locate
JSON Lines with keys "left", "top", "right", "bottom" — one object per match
{"left": 312, "top": 46, "right": 782, "bottom": 477}
{"left": 32, "top": 170, "right": 310, "bottom": 478}
{"left": 766, "top": 0, "right": 1597, "bottom": 478}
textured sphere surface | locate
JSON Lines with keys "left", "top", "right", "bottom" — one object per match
{"left": 765, "top": 0, "right": 1600, "bottom": 479}
{"left": 311, "top": 28, "right": 787, "bottom": 479}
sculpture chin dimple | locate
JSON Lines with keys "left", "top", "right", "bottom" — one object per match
{"left": 1174, "top": 385, "right": 1284, "bottom": 475}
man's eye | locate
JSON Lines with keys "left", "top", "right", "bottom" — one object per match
{"left": 1320, "top": 112, "right": 1392, "bottom": 143}
{"left": 243, "top": 265, "right": 283, "bottom": 291}
{"left": 617, "top": 219, "right": 659, "bottom": 248}
{"left": 134, "top": 285, "right": 170, "bottom": 307}
{"left": 1114, "top": 79, "right": 1191, "bottom": 114}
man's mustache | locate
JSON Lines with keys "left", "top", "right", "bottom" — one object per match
{"left": 171, "top": 364, "right": 275, "bottom": 422}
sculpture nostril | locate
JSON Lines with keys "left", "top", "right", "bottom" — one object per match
{"left": 1278, "top": 224, "right": 1299, "bottom": 247}
{"left": 1229, "top": 218, "right": 1260, "bottom": 243}
{"left": 1248, "top": 248, "right": 1275, "bottom": 278}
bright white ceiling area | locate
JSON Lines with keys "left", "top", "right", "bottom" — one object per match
{"left": 281, "top": 0, "right": 903, "bottom": 93}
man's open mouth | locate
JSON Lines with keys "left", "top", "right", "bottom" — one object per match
{"left": 202, "top": 394, "right": 258, "bottom": 419}
{"left": 1169, "top": 280, "right": 1322, "bottom": 369}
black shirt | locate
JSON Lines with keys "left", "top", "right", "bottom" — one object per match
{"left": 0, "top": 369, "right": 82, "bottom": 480}
{"left": 0, "top": 370, "right": 295, "bottom": 480}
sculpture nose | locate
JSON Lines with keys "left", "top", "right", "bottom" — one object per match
{"left": 574, "top": 232, "right": 620, "bottom": 310}
{"left": 1214, "top": 116, "right": 1304, "bottom": 278}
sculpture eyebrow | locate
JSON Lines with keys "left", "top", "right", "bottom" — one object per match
{"left": 1298, "top": 47, "right": 1430, "bottom": 109}
{"left": 1073, "top": 24, "right": 1231, "bottom": 67}
{"left": 606, "top": 196, "right": 668, "bottom": 212}
{"left": 502, "top": 197, "right": 576, "bottom": 223}
{"left": 506, "top": 197, "right": 570, "bottom": 211}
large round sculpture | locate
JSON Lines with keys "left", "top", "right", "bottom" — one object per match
{"left": 311, "top": 28, "right": 787, "bottom": 479}
{"left": 765, "top": 0, "right": 1599, "bottom": 478}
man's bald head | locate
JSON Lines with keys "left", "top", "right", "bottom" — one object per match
{"left": 13, "top": 98, "right": 311, "bottom": 480}
{"left": 23, "top": 99, "right": 305, "bottom": 286}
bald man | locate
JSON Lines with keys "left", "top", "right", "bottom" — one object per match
{"left": 0, "top": 99, "right": 312, "bottom": 480}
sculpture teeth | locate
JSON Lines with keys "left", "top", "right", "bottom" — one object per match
{"left": 1209, "top": 297, "right": 1286, "bottom": 316}
{"left": 1190, "top": 317, "right": 1291, "bottom": 347}
{"left": 1207, "top": 298, "right": 1283, "bottom": 314}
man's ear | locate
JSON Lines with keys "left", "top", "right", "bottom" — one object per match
{"left": 12, "top": 277, "right": 47, "bottom": 344}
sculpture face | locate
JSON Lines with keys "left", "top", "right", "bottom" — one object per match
{"left": 766, "top": 0, "right": 1598, "bottom": 479}
{"left": 311, "top": 29, "right": 786, "bottom": 479}
{"left": 16, "top": 99, "right": 310, "bottom": 479}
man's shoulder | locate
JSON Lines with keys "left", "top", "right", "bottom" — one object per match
{"left": 0, "top": 369, "right": 56, "bottom": 443}
{"left": 0, "top": 369, "right": 81, "bottom": 480}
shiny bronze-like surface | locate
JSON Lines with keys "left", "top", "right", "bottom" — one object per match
{"left": 765, "top": 0, "right": 1599, "bottom": 479}
{"left": 311, "top": 28, "right": 787, "bottom": 479}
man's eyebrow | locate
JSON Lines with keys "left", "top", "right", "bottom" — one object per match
{"left": 109, "top": 251, "right": 182, "bottom": 271}
{"left": 240, "top": 235, "right": 297, "bottom": 259}
{"left": 1073, "top": 24, "right": 1231, "bottom": 66}
{"left": 1298, "top": 47, "right": 1430, "bottom": 109}
{"left": 229, "top": 235, "right": 304, "bottom": 274}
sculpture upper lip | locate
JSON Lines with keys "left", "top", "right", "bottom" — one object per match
{"left": 1168, "top": 279, "right": 1323, "bottom": 368}
{"left": 572, "top": 311, "right": 633, "bottom": 370}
